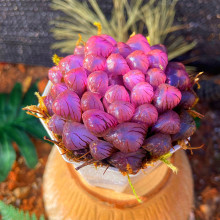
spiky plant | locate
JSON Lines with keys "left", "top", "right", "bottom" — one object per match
{"left": 51, "top": 0, "right": 196, "bottom": 59}
{"left": 0, "top": 200, "right": 45, "bottom": 220}
{"left": 0, "top": 83, "right": 48, "bottom": 181}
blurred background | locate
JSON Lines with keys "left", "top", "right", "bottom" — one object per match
{"left": 0, "top": 0, "right": 219, "bottom": 219}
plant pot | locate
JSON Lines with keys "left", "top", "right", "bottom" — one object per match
{"left": 41, "top": 81, "right": 194, "bottom": 219}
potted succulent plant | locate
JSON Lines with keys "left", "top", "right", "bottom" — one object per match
{"left": 24, "top": 27, "right": 203, "bottom": 219}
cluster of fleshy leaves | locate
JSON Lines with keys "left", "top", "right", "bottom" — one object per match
{"left": 32, "top": 34, "right": 199, "bottom": 174}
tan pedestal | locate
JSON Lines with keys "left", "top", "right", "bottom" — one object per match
{"left": 43, "top": 147, "right": 194, "bottom": 220}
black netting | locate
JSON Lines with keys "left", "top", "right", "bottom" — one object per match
{"left": 0, "top": 0, "right": 219, "bottom": 72}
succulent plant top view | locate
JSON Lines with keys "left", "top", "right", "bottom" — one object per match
{"left": 24, "top": 27, "right": 203, "bottom": 176}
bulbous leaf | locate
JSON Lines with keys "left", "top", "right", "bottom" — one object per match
{"left": 147, "top": 49, "right": 168, "bottom": 70}
{"left": 123, "top": 70, "right": 145, "bottom": 91}
{"left": 48, "top": 114, "right": 66, "bottom": 135}
{"left": 109, "top": 75, "right": 124, "bottom": 86}
{"left": 126, "top": 50, "right": 150, "bottom": 73}
{"left": 106, "top": 53, "right": 130, "bottom": 76}
{"left": 142, "top": 133, "right": 172, "bottom": 158}
{"left": 131, "top": 82, "right": 154, "bottom": 106}
{"left": 43, "top": 94, "right": 54, "bottom": 116}
{"left": 108, "top": 149, "right": 147, "bottom": 174}
{"left": 104, "top": 122, "right": 147, "bottom": 153}
{"left": 64, "top": 67, "right": 87, "bottom": 96}
{"left": 82, "top": 109, "right": 118, "bottom": 137}
{"left": 153, "top": 84, "right": 182, "bottom": 113}
{"left": 102, "top": 97, "right": 110, "bottom": 111}
{"left": 152, "top": 110, "right": 180, "bottom": 134}
{"left": 59, "top": 55, "right": 83, "bottom": 75}
{"left": 104, "top": 85, "right": 130, "bottom": 103}
{"left": 113, "top": 42, "right": 132, "bottom": 58}
{"left": 132, "top": 104, "right": 158, "bottom": 127}
{"left": 87, "top": 71, "right": 108, "bottom": 97}
{"left": 179, "top": 90, "right": 197, "bottom": 109}
{"left": 172, "top": 110, "right": 196, "bottom": 141}
{"left": 48, "top": 66, "right": 63, "bottom": 84}
{"left": 74, "top": 45, "right": 85, "bottom": 56}
{"left": 151, "top": 44, "right": 167, "bottom": 53}
{"left": 100, "top": 34, "right": 117, "bottom": 46}
{"left": 81, "top": 91, "right": 104, "bottom": 112}
{"left": 50, "top": 83, "right": 68, "bottom": 99}
{"left": 63, "top": 122, "right": 98, "bottom": 150}
{"left": 126, "top": 34, "right": 151, "bottom": 53}
{"left": 52, "top": 90, "right": 81, "bottom": 122}
{"left": 83, "top": 54, "right": 106, "bottom": 73}
{"left": 107, "top": 101, "right": 135, "bottom": 123}
{"left": 146, "top": 68, "right": 166, "bottom": 90}
{"left": 89, "top": 139, "right": 116, "bottom": 160}
{"left": 85, "top": 35, "right": 114, "bottom": 58}
{"left": 165, "top": 62, "right": 190, "bottom": 90}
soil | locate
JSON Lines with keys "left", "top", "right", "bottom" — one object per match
{"left": 0, "top": 63, "right": 219, "bottom": 220}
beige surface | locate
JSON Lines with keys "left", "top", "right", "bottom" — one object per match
{"left": 43, "top": 147, "right": 194, "bottom": 220}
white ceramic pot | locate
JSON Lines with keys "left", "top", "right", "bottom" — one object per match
{"left": 40, "top": 81, "right": 183, "bottom": 192}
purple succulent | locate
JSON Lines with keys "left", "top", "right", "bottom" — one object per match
{"left": 123, "top": 70, "right": 145, "bottom": 91}
{"left": 104, "top": 85, "right": 130, "bottom": 103}
{"left": 48, "top": 66, "right": 63, "bottom": 84}
{"left": 64, "top": 67, "right": 87, "bottom": 96}
{"left": 59, "top": 55, "right": 83, "bottom": 75}
{"left": 108, "top": 149, "right": 146, "bottom": 174}
{"left": 172, "top": 110, "right": 196, "bottom": 141}
{"left": 142, "top": 133, "right": 172, "bottom": 158}
{"left": 74, "top": 45, "right": 85, "bottom": 56}
{"left": 48, "top": 114, "right": 66, "bottom": 135}
{"left": 89, "top": 139, "right": 116, "bottom": 160}
{"left": 83, "top": 54, "right": 106, "bottom": 73}
{"left": 85, "top": 35, "right": 114, "bottom": 58}
{"left": 126, "top": 50, "right": 150, "bottom": 73}
{"left": 165, "top": 62, "right": 190, "bottom": 90}
{"left": 147, "top": 49, "right": 168, "bottom": 70}
{"left": 179, "top": 90, "right": 197, "bottom": 109}
{"left": 113, "top": 42, "right": 132, "bottom": 58}
{"left": 107, "top": 101, "right": 135, "bottom": 123}
{"left": 150, "top": 44, "right": 167, "bottom": 53}
{"left": 131, "top": 82, "right": 154, "bottom": 107}
{"left": 81, "top": 91, "right": 104, "bottom": 112}
{"left": 87, "top": 71, "right": 108, "bottom": 98}
{"left": 99, "top": 34, "right": 117, "bottom": 46}
{"left": 153, "top": 84, "right": 182, "bottom": 113}
{"left": 43, "top": 94, "right": 54, "bottom": 116}
{"left": 52, "top": 89, "right": 81, "bottom": 122}
{"left": 146, "top": 68, "right": 166, "bottom": 90}
{"left": 102, "top": 97, "right": 110, "bottom": 111}
{"left": 106, "top": 53, "right": 130, "bottom": 76}
{"left": 152, "top": 110, "right": 181, "bottom": 134}
{"left": 104, "top": 122, "right": 147, "bottom": 153}
{"left": 109, "top": 75, "right": 124, "bottom": 86}
{"left": 126, "top": 34, "right": 151, "bottom": 53}
{"left": 50, "top": 83, "right": 68, "bottom": 99}
{"left": 82, "top": 109, "right": 118, "bottom": 137}
{"left": 132, "top": 103, "right": 158, "bottom": 127}
{"left": 62, "top": 121, "right": 98, "bottom": 150}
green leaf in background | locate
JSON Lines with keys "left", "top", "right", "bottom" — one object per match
{"left": 0, "top": 133, "right": 16, "bottom": 182}
{"left": 0, "top": 93, "right": 7, "bottom": 123}
{"left": 0, "top": 82, "right": 49, "bottom": 181}
{"left": 0, "top": 200, "right": 45, "bottom": 220}
{"left": 6, "top": 127, "right": 38, "bottom": 168}
{"left": 8, "top": 83, "right": 22, "bottom": 122}
{"left": 15, "top": 117, "right": 48, "bottom": 141}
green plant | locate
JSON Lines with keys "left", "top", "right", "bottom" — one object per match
{"left": 0, "top": 200, "right": 45, "bottom": 220}
{"left": 51, "top": 0, "right": 196, "bottom": 59}
{"left": 0, "top": 83, "right": 48, "bottom": 181}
